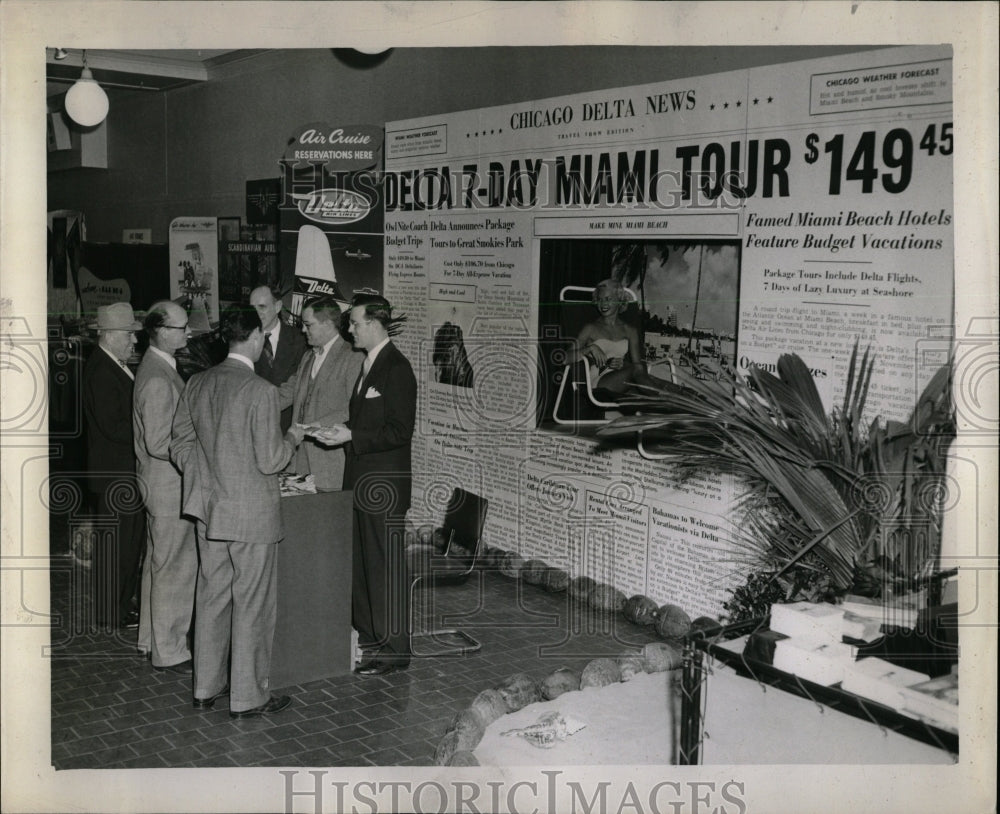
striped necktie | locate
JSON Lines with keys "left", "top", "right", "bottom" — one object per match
{"left": 261, "top": 332, "right": 274, "bottom": 368}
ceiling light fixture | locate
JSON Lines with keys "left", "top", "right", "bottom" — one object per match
{"left": 64, "top": 50, "right": 109, "bottom": 127}
{"left": 53, "top": 47, "right": 69, "bottom": 61}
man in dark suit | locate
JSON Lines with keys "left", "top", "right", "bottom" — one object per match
{"left": 133, "top": 300, "right": 196, "bottom": 672}
{"left": 81, "top": 302, "right": 146, "bottom": 631}
{"left": 250, "top": 284, "right": 307, "bottom": 433}
{"left": 277, "top": 297, "right": 363, "bottom": 491}
{"left": 315, "top": 294, "right": 416, "bottom": 676}
{"left": 170, "top": 306, "right": 305, "bottom": 718}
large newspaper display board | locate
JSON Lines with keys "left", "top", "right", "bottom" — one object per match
{"left": 384, "top": 44, "right": 954, "bottom": 618}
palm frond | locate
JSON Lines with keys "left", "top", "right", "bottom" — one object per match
{"left": 598, "top": 339, "right": 955, "bottom": 595}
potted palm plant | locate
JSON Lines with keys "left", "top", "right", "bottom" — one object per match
{"left": 596, "top": 342, "right": 956, "bottom": 621}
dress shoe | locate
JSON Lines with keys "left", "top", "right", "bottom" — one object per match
{"left": 192, "top": 686, "right": 230, "bottom": 710}
{"left": 153, "top": 659, "right": 193, "bottom": 675}
{"left": 229, "top": 694, "right": 292, "bottom": 719}
{"left": 353, "top": 659, "right": 379, "bottom": 674}
{"left": 355, "top": 661, "right": 408, "bottom": 677}
{"left": 120, "top": 610, "right": 140, "bottom": 630}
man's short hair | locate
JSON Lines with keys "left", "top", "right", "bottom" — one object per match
{"left": 351, "top": 293, "right": 394, "bottom": 328}
{"left": 251, "top": 284, "right": 283, "bottom": 303}
{"left": 143, "top": 300, "right": 173, "bottom": 335}
{"left": 303, "top": 296, "right": 342, "bottom": 322}
{"left": 220, "top": 304, "right": 262, "bottom": 344}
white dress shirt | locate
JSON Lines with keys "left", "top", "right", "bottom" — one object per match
{"left": 310, "top": 335, "right": 340, "bottom": 379}
{"left": 100, "top": 345, "right": 134, "bottom": 380}
{"left": 147, "top": 343, "right": 177, "bottom": 370}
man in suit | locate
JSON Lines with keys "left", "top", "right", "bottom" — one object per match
{"left": 277, "top": 296, "right": 363, "bottom": 491}
{"left": 133, "top": 300, "right": 196, "bottom": 673}
{"left": 250, "top": 284, "right": 307, "bottom": 433}
{"left": 316, "top": 294, "right": 416, "bottom": 676}
{"left": 170, "top": 305, "right": 305, "bottom": 718}
{"left": 81, "top": 302, "right": 146, "bottom": 631}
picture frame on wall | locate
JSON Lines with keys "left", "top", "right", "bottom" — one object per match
{"left": 217, "top": 217, "right": 243, "bottom": 304}
{"left": 217, "top": 216, "right": 241, "bottom": 244}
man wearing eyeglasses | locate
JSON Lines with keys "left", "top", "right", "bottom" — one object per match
{"left": 132, "top": 300, "right": 197, "bottom": 672}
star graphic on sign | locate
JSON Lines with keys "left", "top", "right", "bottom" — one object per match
{"left": 723, "top": 102, "right": 729, "bottom": 109}
{"left": 768, "top": 96, "right": 774, "bottom": 103}
{"left": 710, "top": 103, "right": 716, "bottom": 110}
{"left": 736, "top": 100, "right": 742, "bottom": 107}
{"left": 753, "top": 98, "right": 759, "bottom": 105}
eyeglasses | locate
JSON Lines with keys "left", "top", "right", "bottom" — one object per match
{"left": 163, "top": 324, "right": 189, "bottom": 331}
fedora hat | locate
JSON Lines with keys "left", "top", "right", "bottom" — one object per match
{"left": 90, "top": 302, "right": 142, "bottom": 331}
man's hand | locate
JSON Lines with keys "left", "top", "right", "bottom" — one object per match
{"left": 309, "top": 423, "right": 351, "bottom": 446}
{"left": 286, "top": 424, "right": 307, "bottom": 445}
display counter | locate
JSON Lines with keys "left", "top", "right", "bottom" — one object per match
{"left": 680, "top": 618, "right": 958, "bottom": 765}
{"left": 270, "top": 489, "right": 354, "bottom": 688}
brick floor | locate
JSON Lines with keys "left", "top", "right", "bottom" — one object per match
{"left": 49, "top": 520, "right": 659, "bottom": 769}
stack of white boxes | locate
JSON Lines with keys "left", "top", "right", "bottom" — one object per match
{"left": 765, "top": 600, "right": 957, "bottom": 732}
{"left": 768, "top": 603, "right": 859, "bottom": 686}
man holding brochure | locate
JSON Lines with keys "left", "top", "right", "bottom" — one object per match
{"left": 310, "top": 294, "right": 416, "bottom": 676}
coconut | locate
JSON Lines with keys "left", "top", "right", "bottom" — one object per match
{"left": 431, "top": 527, "right": 449, "bottom": 552}
{"left": 434, "top": 730, "right": 462, "bottom": 765}
{"left": 468, "top": 688, "right": 508, "bottom": 727}
{"left": 499, "top": 552, "right": 525, "bottom": 579}
{"left": 588, "top": 583, "right": 627, "bottom": 612}
{"left": 568, "top": 575, "right": 597, "bottom": 602}
{"left": 580, "top": 657, "right": 622, "bottom": 688}
{"left": 642, "top": 641, "right": 683, "bottom": 673}
{"left": 496, "top": 672, "right": 541, "bottom": 713}
{"left": 540, "top": 667, "right": 581, "bottom": 700}
{"left": 521, "top": 559, "right": 548, "bottom": 585}
{"left": 622, "top": 594, "right": 660, "bottom": 626}
{"left": 447, "top": 708, "right": 486, "bottom": 751}
{"left": 690, "top": 615, "right": 722, "bottom": 636}
{"left": 617, "top": 654, "right": 645, "bottom": 682}
{"left": 542, "top": 567, "right": 570, "bottom": 593}
{"left": 655, "top": 603, "right": 692, "bottom": 641}
{"left": 404, "top": 544, "right": 435, "bottom": 576}
{"left": 481, "top": 547, "right": 504, "bottom": 570}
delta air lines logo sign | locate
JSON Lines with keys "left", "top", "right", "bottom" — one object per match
{"left": 290, "top": 188, "right": 373, "bottom": 226}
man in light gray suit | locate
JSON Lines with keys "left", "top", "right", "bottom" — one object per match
{"left": 134, "top": 300, "right": 196, "bottom": 672}
{"left": 278, "top": 296, "right": 363, "bottom": 491}
{"left": 170, "top": 306, "right": 305, "bottom": 718}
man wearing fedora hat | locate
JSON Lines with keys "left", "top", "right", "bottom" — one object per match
{"left": 82, "top": 302, "right": 146, "bottom": 631}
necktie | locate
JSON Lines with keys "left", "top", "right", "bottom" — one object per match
{"left": 262, "top": 332, "right": 274, "bottom": 367}
{"left": 299, "top": 352, "right": 322, "bottom": 421}
{"left": 357, "top": 357, "right": 371, "bottom": 394}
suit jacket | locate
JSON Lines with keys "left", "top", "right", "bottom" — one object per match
{"left": 133, "top": 349, "right": 185, "bottom": 517}
{"left": 255, "top": 319, "right": 307, "bottom": 433}
{"left": 82, "top": 346, "right": 136, "bottom": 493}
{"left": 278, "top": 337, "right": 363, "bottom": 491}
{"left": 170, "top": 358, "right": 295, "bottom": 544}
{"left": 343, "top": 341, "right": 417, "bottom": 516}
